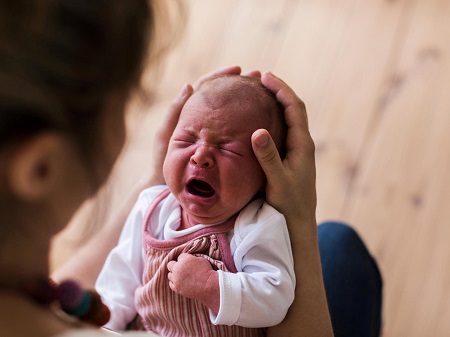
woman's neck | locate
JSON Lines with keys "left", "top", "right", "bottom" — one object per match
{"left": 0, "top": 233, "right": 50, "bottom": 286}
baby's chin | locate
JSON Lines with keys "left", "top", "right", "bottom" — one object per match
{"left": 188, "top": 214, "right": 232, "bottom": 226}
{"left": 182, "top": 207, "right": 236, "bottom": 226}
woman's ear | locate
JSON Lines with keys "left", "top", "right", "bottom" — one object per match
{"left": 6, "top": 133, "right": 66, "bottom": 202}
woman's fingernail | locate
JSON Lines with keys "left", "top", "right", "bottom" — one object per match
{"left": 181, "top": 83, "right": 189, "bottom": 97}
{"left": 255, "top": 132, "right": 269, "bottom": 147}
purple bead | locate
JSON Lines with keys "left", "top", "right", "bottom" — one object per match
{"left": 58, "top": 280, "right": 83, "bottom": 310}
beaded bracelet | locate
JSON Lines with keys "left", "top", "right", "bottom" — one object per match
{"left": 21, "top": 278, "right": 110, "bottom": 327}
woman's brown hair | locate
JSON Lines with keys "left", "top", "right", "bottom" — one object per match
{"left": 0, "top": 0, "right": 153, "bottom": 155}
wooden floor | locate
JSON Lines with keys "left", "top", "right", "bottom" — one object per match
{"left": 52, "top": 1, "right": 450, "bottom": 336}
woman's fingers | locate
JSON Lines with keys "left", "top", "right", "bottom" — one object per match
{"left": 251, "top": 129, "right": 284, "bottom": 183}
{"left": 193, "top": 66, "right": 262, "bottom": 90}
{"left": 256, "top": 72, "right": 317, "bottom": 220}
{"left": 261, "top": 72, "right": 314, "bottom": 157}
{"left": 151, "top": 83, "right": 193, "bottom": 184}
{"left": 261, "top": 72, "right": 308, "bottom": 128}
{"left": 251, "top": 128, "right": 290, "bottom": 214}
{"left": 162, "top": 84, "right": 193, "bottom": 138}
{"left": 242, "top": 70, "right": 261, "bottom": 78}
{"left": 193, "top": 66, "right": 242, "bottom": 90}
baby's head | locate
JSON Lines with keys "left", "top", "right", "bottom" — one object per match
{"left": 163, "top": 75, "right": 286, "bottom": 225}
{"left": 196, "top": 75, "right": 286, "bottom": 156}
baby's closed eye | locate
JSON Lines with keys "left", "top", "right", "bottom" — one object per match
{"left": 174, "top": 138, "right": 194, "bottom": 143}
{"left": 173, "top": 136, "right": 197, "bottom": 147}
{"left": 220, "top": 147, "right": 243, "bottom": 156}
{"left": 217, "top": 142, "right": 247, "bottom": 157}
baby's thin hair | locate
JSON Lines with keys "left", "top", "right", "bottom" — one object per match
{"left": 197, "top": 74, "right": 287, "bottom": 157}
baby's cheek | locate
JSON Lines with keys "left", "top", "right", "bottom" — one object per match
{"left": 238, "top": 166, "right": 265, "bottom": 192}
{"left": 162, "top": 156, "right": 174, "bottom": 187}
{"left": 163, "top": 153, "right": 183, "bottom": 191}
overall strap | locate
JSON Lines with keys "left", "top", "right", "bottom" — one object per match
{"left": 142, "top": 188, "right": 171, "bottom": 243}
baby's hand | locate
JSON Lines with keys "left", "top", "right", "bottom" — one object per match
{"left": 167, "top": 253, "right": 220, "bottom": 314}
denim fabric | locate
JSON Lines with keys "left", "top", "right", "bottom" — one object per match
{"left": 318, "top": 222, "right": 382, "bottom": 337}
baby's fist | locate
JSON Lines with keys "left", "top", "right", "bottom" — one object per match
{"left": 167, "top": 253, "right": 220, "bottom": 313}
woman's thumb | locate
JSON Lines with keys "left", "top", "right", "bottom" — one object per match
{"left": 251, "top": 129, "right": 283, "bottom": 177}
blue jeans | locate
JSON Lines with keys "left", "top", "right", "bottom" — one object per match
{"left": 318, "top": 222, "right": 382, "bottom": 337}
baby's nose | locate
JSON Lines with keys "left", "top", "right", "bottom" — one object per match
{"left": 190, "top": 147, "right": 214, "bottom": 168}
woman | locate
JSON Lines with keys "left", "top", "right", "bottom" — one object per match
{"left": 0, "top": 0, "right": 381, "bottom": 336}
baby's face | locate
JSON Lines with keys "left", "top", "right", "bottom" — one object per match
{"left": 163, "top": 93, "right": 269, "bottom": 225}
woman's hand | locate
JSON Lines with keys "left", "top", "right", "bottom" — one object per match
{"left": 252, "top": 72, "right": 317, "bottom": 237}
{"left": 148, "top": 83, "right": 194, "bottom": 186}
{"left": 256, "top": 72, "right": 334, "bottom": 337}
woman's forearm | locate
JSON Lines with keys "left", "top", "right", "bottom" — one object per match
{"left": 254, "top": 72, "right": 333, "bottom": 336}
{"left": 267, "top": 216, "right": 333, "bottom": 337}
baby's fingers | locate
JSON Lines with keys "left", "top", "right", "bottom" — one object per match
{"left": 167, "top": 260, "right": 176, "bottom": 272}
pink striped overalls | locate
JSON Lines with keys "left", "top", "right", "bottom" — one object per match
{"left": 134, "top": 189, "right": 266, "bottom": 337}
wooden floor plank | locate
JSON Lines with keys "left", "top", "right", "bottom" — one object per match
{"left": 344, "top": 0, "right": 450, "bottom": 335}
{"left": 284, "top": 0, "right": 410, "bottom": 221}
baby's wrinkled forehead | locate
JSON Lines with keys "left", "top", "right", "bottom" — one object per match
{"left": 189, "top": 75, "right": 286, "bottom": 151}
{"left": 196, "top": 75, "right": 272, "bottom": 113}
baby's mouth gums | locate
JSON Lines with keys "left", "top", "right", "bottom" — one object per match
{"left": 187, "top": 180, "right": 215, "bottom": 198}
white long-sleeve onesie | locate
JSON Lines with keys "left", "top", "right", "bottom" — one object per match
{"left": 96, "top": 185, "right": 295, "bottom": 331}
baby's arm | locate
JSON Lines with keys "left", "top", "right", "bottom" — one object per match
{"left": 167, "top": 253, "right": 220, "bottom": 314}
{"left": 214, "top": 201, "right": 296, "bottom": 328}
{"left": 96, "top": 186, "right": 166, "bottom": 330}
{"left": 166, "top": 201, "right": 295, "bottom": 328}
{"left": 95, "top": 222, "right": 141, "bottom": 330}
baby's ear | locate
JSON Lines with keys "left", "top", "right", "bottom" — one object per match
{"left": 6, "top": 133, "right": 66, "bottom": 202}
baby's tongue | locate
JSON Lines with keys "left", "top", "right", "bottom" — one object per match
{"left": 190, "top": 180, "right": 215, "bottom": 197}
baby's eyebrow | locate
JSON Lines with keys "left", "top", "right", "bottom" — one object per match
{"left": 178, "top": 127, "right": 197, "bottom": 137}
{"left": 215, "top": 136, "right": 237, "bottom": 145}
{"left": 179, "top": 126, "right": 244, "bottom": 145}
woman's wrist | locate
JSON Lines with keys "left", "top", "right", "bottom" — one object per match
{"left": 269, "top": 215, "right": 333, "bottom": 337}
{"left": 285, "top": 215, "right": 317, "bottom": 242}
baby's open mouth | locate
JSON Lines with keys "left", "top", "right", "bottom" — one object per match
{"left": 187, "top": 179, "right": 215, "bottom": 198}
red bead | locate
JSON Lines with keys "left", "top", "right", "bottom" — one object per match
{"left": 82, "top": 290, "right": 111, "bottom": 326}
{"left": 22, "top": 278, "right": 57, "bottom": 306}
